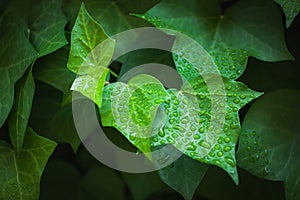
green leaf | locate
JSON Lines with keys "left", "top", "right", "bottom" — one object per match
{"left": 8, "top": 67, "right": 35, "bottom": 153}
{"left": 100, "top": 74, "right": 169, "bottom": 153}
{"left": 84, "top": 0, "right": 154, "bottom": 36}
{"left": 28, "top": 0, "right": 68, "bottom": 56}
{"left": 149, "top": 71, "right": 262, "bottom": 183}
{"left": 237, "top": 89, "right": 300, "bottom": 200}
{"left": 34, "top": 46, "right": 76, "bottom": 106}
{"left": 0, "top": 0, "right": 67, "bottom": 127}
{"left": 118, "top": 49, "right": 175, "bottom": 79}
{"left": 0, "top": 128, "right": 56, "bottom": 200}
{"left": 29, "top": 83, "right": 81, "bottom": 152}
{"left": 158, "top": 155, "right": 209, "bottom": 200}
{"left": 67, "top": 3, "right": 115, "bottom": 107}
{"left": 135, "top": 0, "right": 293, "bottom": 79}
{"left": 34, "top": 46, "right": 76, "bottom": 94}
{"left": 274, "top": 0, "right": 300, "bottom": 27}
{"left": 0, "top": 14, "right": 38, "bottom": 127}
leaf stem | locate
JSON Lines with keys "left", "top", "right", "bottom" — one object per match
{"left": 109, "top": 69, "right": 119, "bottom": 78}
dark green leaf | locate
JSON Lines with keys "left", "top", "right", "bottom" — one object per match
{"left": 29, "top": 83, "right": 81, "bottom": 152}
{"left": 135, "top": 0, "right": 293, "bottom": 79}
{"left": 158, "top": 155, "right": 209, "bottom": 200}
{"left": 0, "top": 0, "right": 67, "bottom": 127}
{"left": 0, "top": 128, "right": 56, "bottom": 200}
{"left": 84, "top": 0, "right": 153, "bottom": 36}
{"left": 274, "top": 0, "right": 300, "bottom": 27}
{"left": 0, "top": 14, "right": 38, "bottom": 127}
{"left": 8, "top": 67, "right": 35, "bottom": 153}
{"left": 34, "top": 46, "right": 75, "bottom": 94}
{"left": 28, "top": 0, "right": 68, "bottom": 56}
{"left": 237, "top": 89, "right": 300, "bottom": 200}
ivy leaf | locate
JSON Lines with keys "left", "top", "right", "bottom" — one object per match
{"left": 158, "top": 155, "right": 209, "bottom": 200}
{"left": 274, "top": 0, "right": 300, "bottom": 27}
{"left": 237, "top": 90, "right": 300, "bottom": 200}
{"left": 8, "top": 67, "right": 35, "bottom": 153}
{"left": 34, "top": 46, "right": 76, "bottom": 106}
{"left": 84, "top": 0, "right": 154, "bottom": 36}
{"left": 100, "top": 74, "right": 169, "bottom": 153}
{"left": 0, "top": 0, "right": 67, "bottom": 127}
{"left": 28, "top": 0, "right": 68, "bottom": 56}
{"left": 67, "top": 3, "right": 115, "bottom": 108}
{"left": 34, "top": 46, "right": 75, "bottom": 94}
{"left": 0, "top": 128, "right": 56, "bottom": 200}
{"left": 135, "top": 0, "right": 293, "bottom": 79}
{"left": 0, "top": 14, "right": 38, "bottom": 127}
{"left": 29, "top": 83, "right": 81, "bottom": 152}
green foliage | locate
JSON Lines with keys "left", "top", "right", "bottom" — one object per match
{"left": 237, "top": 90, "right": 300, "bottom": 200}
{"left": 0, "top": 128, "right": 56, "bottom": 200}
{"left": 274, "top": 0, "right": 300, "bottom": 27}
{"left": 0, "top": 0, "right": 299, "bottom": 199}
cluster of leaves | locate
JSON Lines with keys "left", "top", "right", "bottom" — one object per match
{"left": 0, "top": 0, "right": 299, "bottom": 200}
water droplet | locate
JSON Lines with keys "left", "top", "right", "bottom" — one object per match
{"left": 233, "top": 99, "right": 240, "bottom": 104}
{"left": 158, "top": 131, "right": 165, "bottom": 137}
{"left": 120, "top": 117, "right": 128, "bottom": 123}
{"left": 230, "top": 66, "right": 236, "bottom": 71}
{"left": 224, "top": 137, "right": 231, "bottom": 143}
{"left": 182, "top": 117, "right": 189, "bottom": 124}
{"left": 199, "top": 140, "right": 211, "bottom": 149}
{"left": 239, "top": 94, "right": 246, "bottom": 99}
{"left": 198, "top": 127, "right": 205, "bottom": 133}
{"left": 225, "top": 157, "right": 235, "bottom": 167}
{"left": 190, "top": 125, "right": 196, "bottom": 131}
{"left": 230, "top": 122, "right": 238, "bottom": 129}
{"left": 217, "top": 151, "right": 223, "bottom": 157}
{"left": 193, "top": 134, "right": 200, "bottom": 139}
{"left": 224, "top": 146, "right": 231, "bottom": 152}
{"left": 187, "top": 144, "right": 197, "bottom": 151}
{"left": 167, "top": 137, "right": 175, "bottom": 144}
{"left": 209, "top": 152, "right": 215, "bottom": 157}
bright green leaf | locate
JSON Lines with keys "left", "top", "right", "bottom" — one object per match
{"left": 237, "top": 89, "right": 300, "bottom": 200}
{"left": 158, "top": 155, "right": 209, "bottom": 200}
{"left": 67, "top": 3, "right": 115, "bottom": 107}
{"left": 100, "top": 74, "right": 169, "bottom": 153}
{"left": 274, "top": 0, "right": 300, "bottom": 27}
{"left": 135, "top": 0, "right": 293, "bottom": 79}
{"left": 0, "top": 128, "right": 56, "bottom": 200}
{"left": 8, "top": 67, "right": 35, "bottom": 153}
